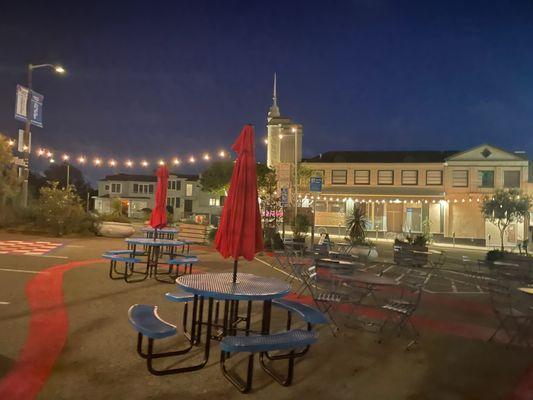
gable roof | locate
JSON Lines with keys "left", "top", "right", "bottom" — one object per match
{"left": 304, "top": 151, "right": 458, "bottom": 164}
{"left": 445, "top": 143, "right": 528, "bottom": 162}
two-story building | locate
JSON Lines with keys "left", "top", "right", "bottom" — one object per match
{"left": 93, "top": 173, "right": 223, "bottom": 224}
{"left": 265, "top": 78, "right": 532, "bottom": 247}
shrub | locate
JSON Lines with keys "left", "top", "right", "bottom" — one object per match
{"left": 292, "top": 214, "right": 310, "bottom": 241}
{"left": 263, "top": 226, "right": 283, "bottom": 250}
{"left": 346, "top": 206, "right": 368, "bottom": 244}
{"left": 207, "top": 226, "right": 218, "bottom": 242}
{"left": 486, "top": 249, "right": 506, "bottom": 262}
{"left": 34, "top": 183, "right": 96, "bottom": 236}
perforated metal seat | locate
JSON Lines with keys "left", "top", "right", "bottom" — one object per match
{"left": 103, "top": 254, "right": 141, "bottom": 264}
{"left": 220, "top": 329, "right": 318, "bottom": 353}
{"left": 165, "top": 291, "right": 195, "bottom": 303}
{"left": 273, "top": 299, "right": 328, "bottom": 325}
{"left": 128, "top": 304, "right": 177, "bottom": 339}
{"left": 168, "top": 256, "right": 198, "bottom": 265}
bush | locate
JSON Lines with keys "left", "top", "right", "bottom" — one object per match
{"left": 263, "top": 226, "right": 283, "bottom": 250}
{"left": 486, "top": 249, "right": 506, "bottom": 262}
{"left": 207, "top": 226, "right": 218, "bottom": 242}
{"left": 34, "top": 183, "right": 96, "bottom": 236}
{"left": 292, "top": 214, "right": 310, "bottom": 241}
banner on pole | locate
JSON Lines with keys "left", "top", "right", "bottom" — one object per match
{"left": 280, "top": 187, "right": 289, "bottom": 206}
{"left": 15, "top": 85, "right": 44, "bottom": 128}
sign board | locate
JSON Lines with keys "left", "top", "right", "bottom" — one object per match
{"left": 17, "top": 129, "right": 31, "bottom": 153}
{"left": 309, "top": 177, "right": 323, "bottom": 192}
{"left": 280, "top": 187, "right": 289, "bottom": 206}
{"left": 15, "top": 85, "right": 44, "bottom": 128}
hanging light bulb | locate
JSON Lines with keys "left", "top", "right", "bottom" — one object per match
{"left": 62, "top": 154, "right": 70, "bottom": 161}
{"left": 46, "top": 151, "right": 53, "bottom": 158}
{"left": 189, "top": 156, "right": 195, "bottom": 163}
{"left": 263, "top": 138, "right": 268, "bottom": 144}
{"left": 203, "top": 153, "right": 210, "bottom": 161}
{"left": 158, "top": 160, "right": 165, "bottom": 166}
{"left": 49, "top": 158, "right": 55, "bottom": 163}
{"left": 109, "top": 159, "right": 116, "bottom": 167}
{"left": 172, "top": 158, "right": 180, "bottom": 165}
{"left": 125, "top": 160, "right": 133, "bottom": 167}
{"left": 218, "top": 150, "right": 226, "bottom": 158}
{"left": 7, "top": 139, "right": 15, "bottom": 146}
{"left": 37, "top": 148, "right": 45, "bottom": 156}
{"left": 78, "top": 156, "right": 86, "bottom": 164}
{"left": 141, "top": 160, "right": 149, "bottom": 167}
{"left": 94, "top": 158, "right": 102, "bottom": 166}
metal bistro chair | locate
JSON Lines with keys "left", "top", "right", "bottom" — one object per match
{"left": 379, "top": 274, "right": 424, "bottom": 350}
{"left": 487, "top": 281, "right": 532, "bottom": 347}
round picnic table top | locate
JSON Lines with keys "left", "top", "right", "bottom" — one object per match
{"left": 125, "top": 237, "right": 185, "bottom": 247}
{"left": 176, "top": 272, "right": 290, "bottom": 301}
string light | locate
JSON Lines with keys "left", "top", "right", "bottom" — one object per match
{"left": 7, "top": 139, "right": 15, "bottom": 146}
{"left": 78, "top": 156, "right": 86, "bottom": 164}
{"left": 46, "top": 151, "right": 53, "bottom": 158}
{"left": 141, "top": 160, "right": 149, "bottom": 167}
{"left": 263, "top": 138, "right": 268, "bottom": 144}
{"left": 172, "top": 158, "right": 180, "bottom": 165}
{"left": 62, "top": 154, "right": 70, "bottom": 161}
{"left": 189, "top": 156, "right": 195, "bottom": 163}
{"left": 158, "top": 160, "right": 165, "bottom": 166}
{"left": 203, "top": 153, "right": 210, "bottom": 161}
{"left": 94, "top": 158, "right": 102, "bottom": 166}
{"left": 109, "top": 159, "right": 117, "bottom": 167}
{"left": 49, "top": 158, "right": 55, "bottom": 163}
{"left": 37, "top": 148, "right": 45, "bottom": 156}
{"left": 218, "top": 150, "right": 226, "bottom": 158}
{"left": 125, "top": 160, "right": 133, "bottom": 168}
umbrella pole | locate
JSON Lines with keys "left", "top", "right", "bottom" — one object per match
{"left": 232, "top": 259, "right": 238, "bottom": 283}
{"left": 154, "top": 228, "right": 158, "bottom": 241}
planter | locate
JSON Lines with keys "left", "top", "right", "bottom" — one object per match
{"left": 393, "top": 242, "right": 428, "bottom": 266}
{"left": 97, "top": 221, "right": 135, "bottom": 238}
{"left": 350, "top": 245, "right": 379, "bottom": 260}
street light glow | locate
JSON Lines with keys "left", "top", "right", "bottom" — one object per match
{"left": 54, "top": 65, "right": 66, "bottom": 74}
{"left": 62, "top": 154, "right": 69, "bottom": 161}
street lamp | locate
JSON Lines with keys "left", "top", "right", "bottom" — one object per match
{"left": 21, "top": 63, "right": 66, "bottom": 206}
{"left": 292, "top": 126, "right": 298, "bottom": 222}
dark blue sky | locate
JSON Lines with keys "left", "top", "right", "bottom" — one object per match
{"left": 1, "top": 0, "right": 532, "bottom": 179}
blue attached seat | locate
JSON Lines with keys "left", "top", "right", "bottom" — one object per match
{"left": 165, "top": 291, "right": 195, "bottom": 303}
{"left": 103, "top": 253, "right": 141, "bottom": 264}
{"left": 168, "top": 256, "right": 198, "bottom": 265}
{"left": 220, "top": 330, "right": 318, "bottom": 353}
{"left": 128, "top": 304, "right": 177, "bottom": 339}
{"left": 273, "top": 299, "right": 328, "bottom": 325}
{"left": 220, "top": 329, "right": 320, "bottom": 392}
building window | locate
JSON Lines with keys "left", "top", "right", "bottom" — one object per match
{"left": 186, "top": 183, "right": 193, "bottom": 196}
{"left": 209, "top": 198, "right": 220, "bottom": 206}
{"left": 312, "top": 170, "right": 325, "bottom": 178}
{"left": 401, "top": 170, "right": 418, "bottom": 185}
{"left": 478, "top": 170, "right": 494, "bottom": 188}
{"left": 175, "top": 198, "right": 181, "bottom": 208}
{"left": 176, "top": 181, "right": 182, "bottom": 190}
{"left": 167, "top": 197, "right": 175, "bottom": 207}
{"left": 315, "top": 201, "right": 327, "bottom": 212}
{"left": 149, "top": 184, "right": 154, "bottom": 194}
{"left": 105, "top": 184, "right": 110, "bottom": 191}
{"left": 503, "top": 171, "right": 520, "bottom": 188}
{"left": 452, "top": 170, "right": 468, "bottom": 187}
{"left": 331, "top": 170, "right": 347, "bottom": 184}
{"left": 328, "top": 201, "right": 346, "bottom": 213}
{"left": 426, "top": 170, "right": 443, "bottom": 185}
{"left": 133, "top": 183, "right": 138, "bottom": 193}
{"left": 111, "top": 183, "right": 121, "bottom": 193}
{"left": 378, "top": 170, "right": 394, "bottom": 185}
{"left": 354, "top": 170, "right": 370, "bottom": 185}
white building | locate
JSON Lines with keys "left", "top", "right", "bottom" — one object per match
{"left": 93, "top": 173, "right": 223, "bottom": 224}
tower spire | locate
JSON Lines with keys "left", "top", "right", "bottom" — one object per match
{"left": 268, "top": 73, "right": 280, "bottom": 119}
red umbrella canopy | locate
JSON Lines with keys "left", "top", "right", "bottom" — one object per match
{"left": 215, "top": 124, "right": 263, "bottom": 261}
{"left": 149, "top": 165, "right": 169, "bottom": 229}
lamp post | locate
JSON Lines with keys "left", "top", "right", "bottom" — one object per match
{"left": 21, "top": 63, "right": 66, "bottom": 206}
{"left": 62, "top": 154, "right": 70, "bottom": 188}
{"left": 292, "top": 126, "right": 298, "bottom": 222}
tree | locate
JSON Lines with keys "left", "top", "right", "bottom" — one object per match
{"left": 199, "top": 160, "right": 234, "bottom": 195}
{"left": 0, "top": 134, "right": 21, "bottom": 210}
{"left": 43, "top": 163, "right": 93, "bottom": 199}
{"left": 481, "top": 189, "right": 532, "bottom": 251}
{"left": 346, "top": 205, "right": 368, "bottom": 244}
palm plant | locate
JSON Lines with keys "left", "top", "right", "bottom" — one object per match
{"left": 346, "top": 205, "right": 368, "bottom": 244}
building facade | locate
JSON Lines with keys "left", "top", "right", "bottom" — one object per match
{"left": 265, "top": 81, "right": 532, "bottom": 247}
{"left": 93, "top": 173, "right": 222, "bottom": 224}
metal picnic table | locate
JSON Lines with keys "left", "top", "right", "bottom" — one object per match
{"left": 168, "top": 272, "right": 291, "bottom": 373}
{"left": 141, "top": 227, "right": 178, "bottom": 240}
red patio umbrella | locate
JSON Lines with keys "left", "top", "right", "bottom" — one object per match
{"left": 149, "top": 164, "right": 169, "bottom": 239}
{"left": 215, "top": 124, "right": 264, "bottom": 282}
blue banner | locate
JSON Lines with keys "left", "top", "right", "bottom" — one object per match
{"left": 309, "top": 177, "right": 323, "bottom": 192}
{"left": 15, "top": 85, "right": 44, "bottom": 128}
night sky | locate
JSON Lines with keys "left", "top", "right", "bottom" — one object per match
{"left": 1, "top": 0, "right": 532, "bottom": 181}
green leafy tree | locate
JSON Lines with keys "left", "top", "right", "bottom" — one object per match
{"left": 199, "top": 160, "right": 234, "bottom": 195}
{"left": 36, "top": 182, "right": 94, "bottom": 236}
{"left": 481, "top": 189, "right": 532, "bottom": 251}
{"left": 0, "top": 134, "right": 21, "bottom": 210}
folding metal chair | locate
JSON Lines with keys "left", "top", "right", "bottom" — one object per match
{"left": 379, "top": 274, "right": 424, "bottom": 350}
{"left": 487, "top": 281, "right": 532, "bottom": 347}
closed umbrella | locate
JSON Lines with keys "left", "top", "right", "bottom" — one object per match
{"left": 149, "top": 164, "right": 169, "bottom": 240}
{"left": 215, "top": 124, "right": 263, "bottom": 282}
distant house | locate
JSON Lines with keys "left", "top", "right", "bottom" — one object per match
{"left": 93, "top": 173, "right": 223, "bottom": 224}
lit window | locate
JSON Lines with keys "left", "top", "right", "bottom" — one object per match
{"left": 354, "top": 170, "right": 370, "bottom": 185}
{"left": 331, "top": 170, "right": 347, "bottom": 184}
{"left": 401, "top": 170, "right": 418, "bottom": 185}
{"left": 452, "top": 170, "right": 468, "bottom": 187}
{"left": 426, "top": 170, "right": 443, "bottom": 185}
{"left": 478, "top": 170, "right": 494, "bottom": 188}
{"left": 209, "top": 198, "right": 220, "bottom": 206}
{"left": 186, "top": 183, "right": 193, "bottom": 197}
{"left": 503, "top": 171, "right": 520, "bottom": 188}
{"left": 378, "top": 170, "right": 394, "bottom": 185}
